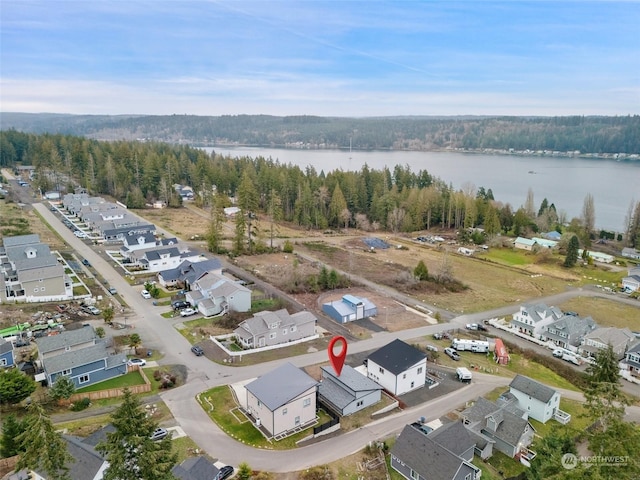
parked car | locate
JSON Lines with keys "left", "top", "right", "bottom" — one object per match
{"left": 552, "top": 349, "right": 564, "bottom": 358}
{"left": 141, "top": 289, "right": 152, "bottom": 299}
{"left": 180, "top": 308, "right": 197, "bottom": 317}
{"left": 426, "top": 344, "right": 438, "bottom": 352}
{"left": 214, "top": 466, "right": 235, "bottom": 480}
{"left": 108, "top": 287, "right": 117, "bottom": 295}
{"left": 172, "top": 300, "right": 190, "bottom": 310}
{"left": 127, "top": 358, "right": 147, "bottom": 367}
{"left": 444, "top": 347, "right": 460, "bottom": 361}
{"left": 74, "top": 230, "right": 87, "bottom": 238}
{"left": 433, "top": 332, "right": 443, "bottom": 340}
{"left": 84, "top": 305, "right": 101, "bottom": 315}
{"left": 191, "top": 345, "right": 204, "bottom": 356}
{"left": 82, "top": 258, "right": 91, "bottom": 267}
{"left": 150, "top": 428, "right": 168, "bottom": 441}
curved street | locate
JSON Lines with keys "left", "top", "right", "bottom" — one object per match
{"left": 31, "top": 202, "right": 640, "bottom": 472}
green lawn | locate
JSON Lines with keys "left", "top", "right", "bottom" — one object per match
{"left": 75, "top": 371, "right": 146, "bottom": 393}
{"left": 478, "top": 248, "right": 533, "bottom": 266}
{"left": 198, "top": 386, "right": 324, "bottom": 449}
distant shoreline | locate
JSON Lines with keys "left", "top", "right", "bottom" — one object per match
{"left": 200, "top": 144, "right": 640, "bottom": 162}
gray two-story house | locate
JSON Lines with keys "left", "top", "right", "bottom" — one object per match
{"left": 234, "top": 309, "right": 317, "bottom": 349}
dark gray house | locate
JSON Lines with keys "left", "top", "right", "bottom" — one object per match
{"left": 318, "top": 364, "right": 382, "bottom": 416}
{"left": 543, "top": 314, "right": 597, "bottom": 349}
{"left": 391, "top": 423, "right": 480, "bottom": 480}
{"left": 461, "top": 397, "right": 534, "bottom": 459}
{"left": 157, "top": 258, "right": 223, "bottom": 289}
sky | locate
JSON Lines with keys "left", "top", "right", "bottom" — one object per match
{"left": 1, "top": 1, "right": 639, "bottom": 117}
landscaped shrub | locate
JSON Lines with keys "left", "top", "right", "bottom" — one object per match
{"left": 70, "top": 397, "right": 91, "bottom": 411}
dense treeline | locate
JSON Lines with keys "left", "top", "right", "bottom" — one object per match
{"left": 2, "top": 113, "right": 640, "bottom": 154}
{"left": 2, "top": 130, "right": 639, "bottom": 248}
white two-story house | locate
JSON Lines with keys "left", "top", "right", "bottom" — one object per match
{"left": 366, "top": 339, "right": 426, "bottom": 395}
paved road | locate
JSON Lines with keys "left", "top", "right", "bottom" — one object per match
{"left": 30, "top": 201, "right": 640, "bottom": 472}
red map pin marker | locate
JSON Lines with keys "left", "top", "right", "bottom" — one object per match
{"left": 328, "top": 336, "right": 348, "bottom": 376}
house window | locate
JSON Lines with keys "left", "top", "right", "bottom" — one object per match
{"left": 257, "top": 401, "right": 261, "bottom": 407}
{"left": 79, "top": 374, "right": 89, "bottom": 384}
{"left": 33, "top": 287, "right": 39, "bottom": 293}
{"left": 65, "top": 346, "right": 71, "bottom": 351}
{"left": 411, "top": 381, "right": 414, "bottom": 388}
{"left": 417, "top": 367, "right": 423, "bottom": 374}
{"left": 62, "top": 369, "right": 72, "bottom": 376}
{"left": 269, "top": 333, "right": 276, "bottom": 339}
{"left": 303, "top": 398, "right": 311, "bottom": 407}
{"left": 0, "top": 359, "right": 6, "bottom": 366}
{"left": 282, "top": 329, "right": 288, "bottom": 336}
{"left": 403, "top": 373, "right": 406, "bottom": 379}
{"left": 379, "top": 367, "right": 384, "bottom": 374}
{"left": 282, "top": 408, "right": 288, "bottom": 415}
{"left": 41, "top": 286, "right": 45, "bottom": 291}
{"left": 465, "top": 474, "right": 472, "bottom": 480}
{"left": 290, "top": 326, "right": 296, "bottom": 332}
{"left": 410, "top": 469, "right": 418, "bottom": 480}
{"left": 356, "top": 400, "right": 363, "bottom": 407}
{"left": 295, "top": 416, "right": 300, "bottom": 426}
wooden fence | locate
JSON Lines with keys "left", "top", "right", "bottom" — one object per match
{"left": 64, "top": 366, "right": 151, "bottom": 404}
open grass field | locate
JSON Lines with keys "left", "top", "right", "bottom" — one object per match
{"left": 0, "top": 199, "right": 67, "bottom": 250}
{"left": 557, "top": 296, "right": 640, "bottom": 329}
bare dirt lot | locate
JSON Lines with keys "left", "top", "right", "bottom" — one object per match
{"left": 234, "top": 253, "right": 434, "bottom": 334}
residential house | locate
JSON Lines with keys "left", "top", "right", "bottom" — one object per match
{"left": 622, "top": 247, "right": 640, "bottom": 260}
{"left": 120, "top": 232, "right": 157, "bottom": 253}
{"left": 511, "top": 303, "right": 563, "bottom": 338}
{"left": 514, "top": 237, "right": 537, "bottom": 251}
{"left": 322, "top": 294, "right": 377, "bottom": 324}
{"left": 234, "top": 309, "right": 317, "bottom": 349}
{"left": 622, "top": 342, "right": 640, "bottom": 378}
{"left": 579, "top": 327, "right": 636, "bottom": 360}
{"left": 174, "top": 184, "right": 195, "bottom": 201}
{"left": 127, "top": 246, "right": 201, "bottom": 273}
{"left": 0, "top": 234, "right": 72, "bottom": 303}
{"left": 186, "top": 272, "right": 251, "bottom": 316}
{"left": 37, "top": 327, "right": 128, "bottom": 389}
{"left": 36, "top": 326, "right": 97, "bottom": 359}
{"left": 543, "top": 231, "right": 562, "bottom": 241}
{"left": 318, "top": 364, "right": 382, "bottom": 416}
{"left": 157, "top": 258, "right": 223, "bottom": 289}
{"left": 172, "top": 456, "right": 219, "bottom": 480}
{"left": 366, "top": 339, "right": 426, "bottom": 395}
{"left": 390, "top": 423, "right": 480, "bottom": 480}
{"left": 531, "top": 237, "right": 558, "bottom": 249}
{"left": 100, "top": 223, "right": 156, "bottom": 243}
{"left": 543, "top": 314, "right": 597, "bottom": 349}
{"left": 0, "top": 337, "right": 15, "bottom": 367}
{"left": 509, "top": 374, "right": 564, "bottom": 424}
{"left": 223, "top": 206, "right": 241, "bottom": 217}
{"left": 578, "top": 249, "right": 614, "bottom": 264}
{"left": 622, "top": 274, "right": 640, "bottom": 293}
{"left": 245, "top": 362, "right": 318, "bottom": 438}
{"left": 461, "top": 396, "right": 534, "bottom": 459}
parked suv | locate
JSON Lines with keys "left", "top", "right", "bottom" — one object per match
{"left": 444, "top": 347, "right": 460, "bottom": 361}
{"left": 172, "top": 300, "right": 190, "bottom": 310}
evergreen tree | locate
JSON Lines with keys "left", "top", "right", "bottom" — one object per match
{"left": 16, "top": 402, "right": 73, "bottom": 480}
{"left": 318, "top": 266, "right": 329, "bottom": 290}
{"left": 527, "top": 428, "right": 582, "bottom": 480}
{"left": 48, "top": 376, "right": 76, "bottom": 402}
{"left": 1, "top": 414, "right": 26, "bottom": 458}
{"left": 564, "top": 235, "right": 579, "bottom": 267}
{"left": 233, "top": 211, "right": 247, "bottom": 255}
{"left": 96, "top": 389, "right": 177, "bottom": 480}
{"left": 237, "top": 170, "right": 259, "bottom": 254}
{"left": 0, "top": 367, "right": 37, "bottom": 406}
{"left": 413, "top": 260, "right": 429, "bottom": 281}
{"left": 584, "top": 344, "right": 628, "bottom": 431}
{"left": 267, "top": 188, "right": 283, "bottom": 249}
{"left": 236, "top": 462, "right": 252, "bottom": 480}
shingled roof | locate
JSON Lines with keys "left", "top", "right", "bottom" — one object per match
{"left": 509, "top": 374, "right": 557, "bottom": 403}
{"left": 367, "top": 339, "right": 426, "bottom": 375}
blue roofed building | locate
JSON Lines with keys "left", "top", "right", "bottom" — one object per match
{"left": 0, "top": 337, "right": 15, "bottom": 368}
{"left": 322, "top": 294, "right": 377, "bottom": 324}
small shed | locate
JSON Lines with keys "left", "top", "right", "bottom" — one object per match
{"left": 493, "top": 338, "right": 510, "bottom": 365}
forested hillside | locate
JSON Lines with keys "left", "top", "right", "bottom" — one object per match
{"left": 2, "top": 113, "right": 639, "bottom": 155}
{"left": 2, "top": 130, "right": 639, "bottom": 249}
